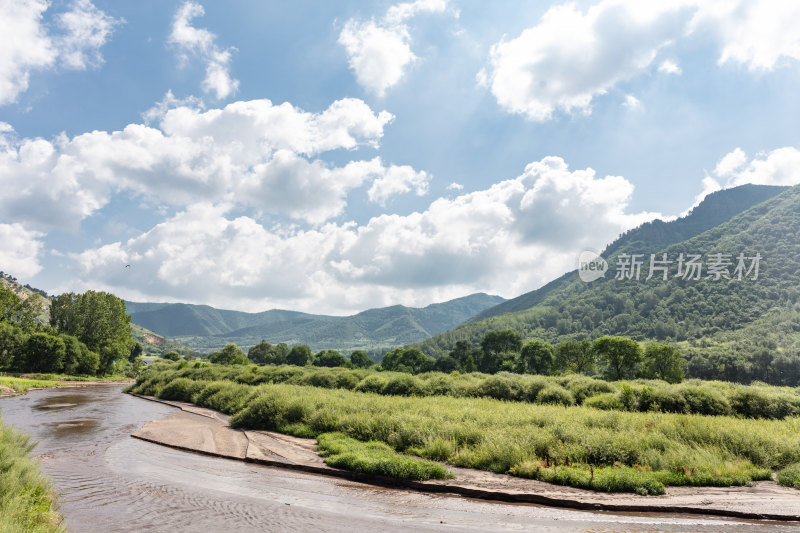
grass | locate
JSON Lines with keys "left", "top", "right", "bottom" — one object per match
{"left": 0, "top": 378, "right": 67, "bottom": 394}
{"left": 131, "top": 361, "right": 800, "bottom": 420}
{"left": 128, "top": 366, "right": 800, "bottom": 495}
{"left": 0, "top": 418, "right": 63, "bottom": 533}
{"left": 317, "top": 433, "right": 453, "bottom": 481}
{"left": 778, "top": 463, "right": 800, "bottom": 489}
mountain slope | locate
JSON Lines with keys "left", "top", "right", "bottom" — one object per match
{"left": 470, "top": 184, "right": 787, "bottom": 323}
{"left": 415, "top": 184, "right": 800, "bottom": 384}
{"left": 165, "top": 292, "right": 505, "bottom": 354}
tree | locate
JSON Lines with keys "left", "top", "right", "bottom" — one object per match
{"left": 462, "top": 354, "right": 477, "bottom": 373}
{"left": 480, "top": 330, "right": 523, "bottom": 374}
{"left": 129, "top": 342, "right": 143, "bottom": 361}
{"left": 593, "top": 336, "right": 643, "bottom": 380}
{"left": 21, "top": 333, "right": 66, "bottom": 373}
{"left": 449, "top": 340, "right": 472, "bottom": 363}
{"left": 555, "top": 340, "right": 595, "bottom": 374}
{"left": 248, "top": 341, "right": 275, "bottom": 365}
{"left": 50, "top": 291, "right": 133, "bottom": 374}
{"left": 641, "top": 342, "right": 685, "bottom": 383}
{"left": 0, "top": 285, "right": 41, "bottom": 332}
{"left": 210, "top": 343, "right": 247, "bottom": 365}
{"left": 162, "top": 351, "right": 181, "bottom": 361}
{"left": 313, "top": 350, "right": 349, "bottom": 367}
{"left": 0, "top": 322, "right": 25, "bottom": 370}
{"left": 519, "top": 340, "right": 555, "bottom": 375}
{"left": 434, "top": 355, "right": 458, "bottom": 372}
{"left": 380, "top": 348, "right": 435, "bottom": 374}
{"left": 287, "top": 345, "right": 312, "bottom": 366}
{"left": 349, "top": 350, "right": 374, "bottom": 368}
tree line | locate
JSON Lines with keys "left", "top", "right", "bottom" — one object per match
{"left": 0, "top": 284, "right": 136, "bottom": 376}
{"left": 196, "top": 329, "right": 683, "bottom": 383}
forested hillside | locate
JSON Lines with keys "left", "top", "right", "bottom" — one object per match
{"left": 416, "top": 185, "right": 800, "bottom": 385}
{"left": 129, "top": 293, "right": 505, "bottom": 354}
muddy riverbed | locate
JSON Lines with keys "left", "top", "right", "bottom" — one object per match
{"left": 1, "top": 386, "right": 796, "bottom": 533}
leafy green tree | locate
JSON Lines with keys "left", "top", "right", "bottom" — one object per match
{"left": 349, "top": 350, "right": 374, "bottom": 368}
{"left": 434, "top": 355, "right": 458, "bottom": 372}
{"left": 0, "top": 322, "right": 25, "bottom": 370}
{"left": 247, "top": 341, "right": 275, "bottom": 365}
{"left": 593, "top": 336, "right": 643, "bottom": 380}
{"left": 0, "top": 285, "right": 42, "bottom": 331}
{"left": 641, "top": 343, "right": 685, "bottom": 383}
{"left": 519, "top": 340, "right": 555, "bottom": 375}
{"left": 462, "top": 353, "right": 477, "bottom": 373}
{"left": 274, "top": 343, "right": 290, "bottom": 362}
{"left": 21, "top": 333, "right": 65, "bottom": 373}
{"left": 480, "top": 330, "right": 523, "bottom": 374}
{"left": 287, "top": 345, "right": 312, "bottom": 366}
{"left": 313, "top": 350, "right": 349, "bottom": 367}
{"left": 129, "top": 342, "right": 143, "bottom": 361}
{"left": 449, "top": 340, "right": 472, "bottom": 364}
{"left": 162, "top": 351, "right": 181, "bottom": 361}
{"left": 555, "top": 340, "right": 595, "bottom": 374}
{"left": 50, "top": 291, "right": 133, "bottom": 374}
{"left": 381, "top": 348, "right": 435, "bottom": 374}
{"left": 210, "top": 343, "right": 247, "bottom": 365}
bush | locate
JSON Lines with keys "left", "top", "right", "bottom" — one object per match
{"left": 777, "top": 463, "right": 800, "bottom": 489}
{"left": 679, "top": 386, "right": 732, "bottom": 416}
{"left": 476, "top": 375, "right": 525, "bottom": 401}
{"left": 354, "top": 375, "right": 388, "bottom": 394}
{"left": 636, "top": 386, "right": 688, "bottom": 414}
{"left": 535, "top": 386, "right": 575, "bottom": 406}
{"left": 159, "top": 377, "right": 203, "bottom": 401}
{"left": 382, "top": 375, "right": 427, "bottom": 396}
{"left": 584, "top": 393, "right": 623, "bottom": 411}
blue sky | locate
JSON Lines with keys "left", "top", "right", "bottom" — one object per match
{"left": 1, "top": 0, "right": 800, "bottom": 314}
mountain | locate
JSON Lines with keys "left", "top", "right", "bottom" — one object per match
{"left": 128, "top": 293, "right": 506, "bottom": 355}
{"left": 469, "top": 184, "right": 788, "bottom": 323}
{"left": 414, "top": 184, "right": 800, "bottom": 385}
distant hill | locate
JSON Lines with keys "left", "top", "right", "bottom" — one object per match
{"left": 128, "top": 293, "right": 505, "bottom": 355}
{"left": 469, "top": 184, "right": 788, "bottom": 323}
{"left": 414, "top": 184, "right": 800, "bottom": 385}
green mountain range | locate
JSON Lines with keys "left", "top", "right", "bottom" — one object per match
{"left": 126, "top": 293, "right": 505, "bottom": 355}
{"left": 414, "top": 184, "right": 800, "bottom": 385}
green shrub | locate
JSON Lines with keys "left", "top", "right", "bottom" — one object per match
{"left": 536, "top": 386, "right": 575, "bottom": 406}
{"left": 158, "top": 377, "right": 202, "bottom": 401}
{"left": 381, "top": 374, "right": 427, "bottom": 396}
{"left": 584, "top": 393, "right": 623, "bottom": 411}
{"left": 777, "top": 463, "right": 800, "bottom": 489}
{"left": 317, "top": 432, "right": 453, "bottom": 481}
{"left": 477, "top": 375, "right": 525, "bottom": 401}
{"left": 354, "top": 375, "right": 388, "bottom": 394}
{"left": 679, "top": 386, "right": 732, "bottom": 416}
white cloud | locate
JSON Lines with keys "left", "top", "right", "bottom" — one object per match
{"left": 623, "top": 94, "right": 642, "bottom": 110}
{"left": 0, "top": 0, "right": 119, "bottom": 105}
{"left": 694, "top": 0, "right": 800, "bottom": 70}
{"left": 338, "top": 0, "right": 449, "bottom": 96}
{"left": 483, "top": 1, "right": 694, "bottom": 121}
{"left": 0, "top": 223, "right": 44, "bottom": 277}
{"left": 367, "top": 164, "right": 430, "bottom": 205}
{"left": 446, "top": 182, "right": 463, "bottom": 191}
{"left": 482, "top": 0, "right": 800, "bottom": 121}
{"left": 70, "top": 156, "right": 661, "bottom": 313}
{"left": 714, "top": 147, "right": 800, "bottom": 187}
{"left": 56, "top": 0, "right": 120, "bottom": 70}
{"left": 0, "top": 97, "right": 399, "bottom": 229}
{"left": 658, "top": 59, "right": 682, "bottom": 74}
{"left": 169, "top": 1, "right": 239, "bottom": 99}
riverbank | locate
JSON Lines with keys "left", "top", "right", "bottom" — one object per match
{"left": 0, "top": 376, "right": 134, "bottom": 397}
{"left": 132, "top": 394, "right": 800, "bottom": 521}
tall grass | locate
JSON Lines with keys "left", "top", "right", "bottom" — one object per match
{"left": 130, "top": 361, "right": 800, "bottom": 420}
{"left": 0, "top": 418, "right": 63, "bottom": 533}
{"left": 0, "top": 378, "right": 66, "bottom": 394}
{"left": 129, "top": 367, "right": 800, "bottom": 494}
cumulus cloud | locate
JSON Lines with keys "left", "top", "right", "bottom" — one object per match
{"left": 338, "top": 0, "right": 449, "bottom": 96}
{"left": 70, "top": 156, "right": 661, "bottom": 313}
{"left": 713, "top": 147, "right": 800, "bottom": 187}
{"left": 169, "top": 1, "right": 239, "bottom": 99}
{"left": 367, "top": 164, "right": 430, "bottom": 205}
{"left": 0, "top": 0, "right": 118, "bottom": 105}
{"left": 483, "top": 0, "right": 800, "bottom": 121}
{"left": 0, "top": 223, "right": 45, "bottom": 277}
{"left": 0, "top": 97, "right": 401, "bottom": 229}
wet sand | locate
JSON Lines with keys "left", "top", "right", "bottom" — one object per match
{"left": 132, "top": 394, "right": 800, "bottom": 522}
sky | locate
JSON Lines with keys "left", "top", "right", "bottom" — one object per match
{"left": 1, "top": 0, "right": 800, "bottom": 315}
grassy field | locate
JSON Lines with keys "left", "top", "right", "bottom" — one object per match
{"left": 0, "top": 418, "right": 63, "bottom": 533}
{"left": 128, "top": 364, "right": 800, "bottom": 495}
{"left": 135, "top": 361, "right": 800, "bottom": 420}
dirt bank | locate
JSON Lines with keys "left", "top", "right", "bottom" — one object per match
{"left": 131, "top": 395, "right": 800, "bottom": 522}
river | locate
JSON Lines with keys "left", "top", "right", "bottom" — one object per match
{"left": 0, "top": 385, "right": 796, "bottom": 533}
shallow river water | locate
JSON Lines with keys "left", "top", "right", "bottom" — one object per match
{"left": 1, "top": 386, "right": 797, "bottom": 533}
